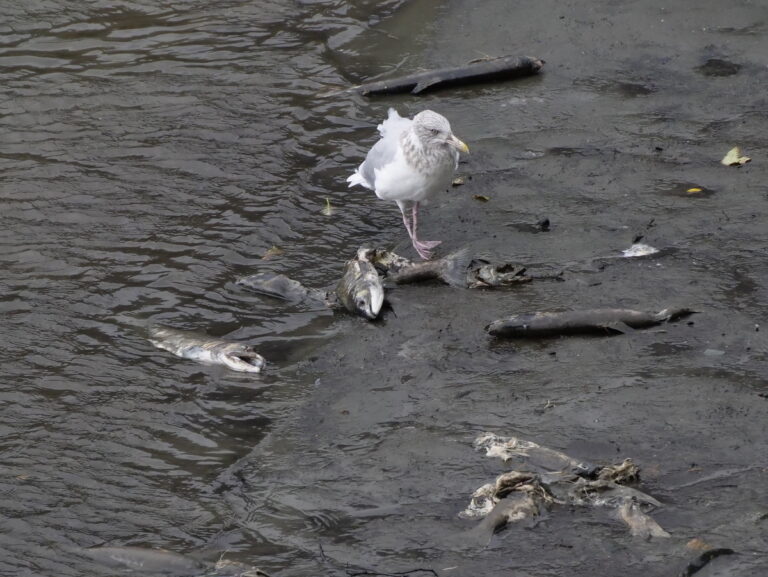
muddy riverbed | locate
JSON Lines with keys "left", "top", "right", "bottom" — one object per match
{"left": 1, "top": 1, "right": 767, "bottom": 575}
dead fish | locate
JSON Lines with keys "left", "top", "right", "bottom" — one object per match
{"left": 149, "top": 325, "right": 265, "bottom": 373}
{"left": 618, "top": 498, "right": 670, "bottom": 539}
{"left": 469, "top": 491, "right": 543, "bottom": 545}
{"left": 236, "top": 272, "right": 326, "bottom": 303}
{"left": 237, "top": 250, "right": 384, "bottom": 321}
{"left": 215, "top": 559, "right": 273, "bottom": 577}
{"left": 467, "top": 436, "right": 669, "bottom": 541}
{"left": 362, "top": 247, "right": 472, "bottom": 287}
{"left": 335, "top": 253, "right": 384, "bottom": 320}
{"left": 83, "top": 547, "right": 271, "bottom": 577}
{"left": 352, "top": 55, "right": 543, "bottom": 96}
{"left": 82, "top": 546, "right": 206, "bottom": 574}
{"left": 487, "top": 307, "right": 695, "bottom": 338}
{"left": 469, "top": 262, "right": 532, "bottom": 288}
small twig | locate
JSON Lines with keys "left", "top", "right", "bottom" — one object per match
{"left": 318, "top": 541, "right": 329, "bottom": 562}
{"left": 346, "top": 569, "right": 439, "bottom": 577}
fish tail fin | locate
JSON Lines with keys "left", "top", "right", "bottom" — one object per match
{"left": 657, "top": 307, "right": 696, "bottom": 322}
{"left": 439, "top": 247, "right": 473, "bottom": 287}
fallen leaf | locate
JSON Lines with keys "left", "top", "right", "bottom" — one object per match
{"left": 721, "top": 147, "right": 751, "bottom": 166}
{"left": 473, "top": 194, "right": 490, "bottom": 202}
{"left": 452, "top": 177, "right": 465, "bottom": 187}
{"left": 686, "top": 187, "right": 703, "bottom": 194}
{"left": 321, "top": 197, "right": 333, "bottom": 216}
{"left": 261, "top": 246, "right": 284, "bottom": 260}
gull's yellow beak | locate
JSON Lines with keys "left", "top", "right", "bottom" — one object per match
{"left": 449, "top": 134, "right": 470, "bottom": 154}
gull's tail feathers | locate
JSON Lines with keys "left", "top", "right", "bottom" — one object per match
{"left": 347, "top": 166, "right": 372, "bottom": 189}
{"left": 377, "top": 108, "right": 411, "bottom": 138}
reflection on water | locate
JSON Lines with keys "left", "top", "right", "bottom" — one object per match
{"left": 1, "top": 2, "right": 415, "bottom": 575}
{"left": 2, "top": 1, "right": 768, "bottom": 576}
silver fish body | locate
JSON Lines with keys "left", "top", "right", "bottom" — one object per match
{"left": 149, "top": 325, "right": 265, "bottom": 373}
{"left": 83, "top": 546, "right": 272, "bottom": 576}
{"left": 487, "top": 307, "right": 694, "bottom": 338}
{"left": 82, "top": 546, "right": 206, "bottom": 573}
{"left": 236, "top": 272, "right": 315, "bottom": 302}
{"left": 335, "top": 257, "right": 384, "bottom": 320}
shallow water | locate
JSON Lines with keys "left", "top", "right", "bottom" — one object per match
{"left": 2, "top": 1, "right": 767, "bottom": 575}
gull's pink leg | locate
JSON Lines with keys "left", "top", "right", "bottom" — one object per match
{"left": 396, "top": 200, "right": 414, "bottom": 239}
{"left": 410, "top": 202, "right": 441, "bottom": 260}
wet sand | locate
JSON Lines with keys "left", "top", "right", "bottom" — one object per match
{"left": 245, "top": 1, "right": 768, "bottom": 575}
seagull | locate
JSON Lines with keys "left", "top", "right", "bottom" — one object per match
{"left": 347, "top": 108, "right": 469, "bottom": 260}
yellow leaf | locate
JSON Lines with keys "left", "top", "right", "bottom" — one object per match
{"left": 686, "top": 187, "right": 702, "bottom": 193}
{"left": 473, "top": 194, "right": 490, "bottom": 202}
{"left": 321, "top": 197, "right": 333, "bottom": 216}
{"left": 721, "top": 147, "right": 751, "bottom": 166}
{"left": 452, "top": 177, "right": 465, "bottom": 187}
{"left": 262, "top": 246, "right": 284, "bottom": 260}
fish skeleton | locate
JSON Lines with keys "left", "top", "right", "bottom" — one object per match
{"left": 362, "top": 247, "right": 472, "bottom": 287}
{"left": 487, "top": 307, "right": 694, "bottom": 338}
{"left": 149, "top": 325, "right": 265, "bottom": 373}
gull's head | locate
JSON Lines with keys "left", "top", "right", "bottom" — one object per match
{"left": 412, "top": 110, "right": 469, "bottom": 154}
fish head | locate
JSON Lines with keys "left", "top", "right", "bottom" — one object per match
{"left": 219, "top": 344, "right": 266, "bottom": 373}
{"left": 337, "top": 259, "right": 385, "bottom": 320}
{"left": 352, "top": 276, "right": 384, "bottom": 320}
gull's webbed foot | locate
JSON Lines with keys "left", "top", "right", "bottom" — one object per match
{"left": 413, "top": 239, "right": 442, "bottom": 260}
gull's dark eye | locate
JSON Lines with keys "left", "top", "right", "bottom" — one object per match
{"left": 431, "top": 128, "right": 439, "bottom": 135}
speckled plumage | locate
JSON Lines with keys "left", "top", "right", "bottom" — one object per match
{"left": 347, "top": 108, "right": 468, "bottom": 259}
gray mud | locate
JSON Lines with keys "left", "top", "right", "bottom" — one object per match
{"left": 1, "top": 1, "right": 767, "bottom": 576}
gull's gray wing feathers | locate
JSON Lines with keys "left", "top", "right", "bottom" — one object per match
{"left": 347, "top": 108, "right": 411, "bottom": 190}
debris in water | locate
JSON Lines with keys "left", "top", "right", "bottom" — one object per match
{"left": 696, "top": 58, "right": 741, "bottom": 77}
{"left": 686, "top": 187, "right": 703, "bottom": 194}
{"left": 452, "top": 177, "right": 465, "bottom": 187}
{"left": 349, "top": 55, "right": 543, "bottom": 96}
{"left": 322, "top": 197, "right": 333, "bottom": 216}
{"left": 473, "top": 194, "right": 490, "bottom": 202}
{"left": 622, "top": 243, "right": 659, "bottom": 258}
{"left": 721, "top": 147, "right": 751, "bottom": 166}
{"left": 463, "top": 434, "right": 668, "bottom": 542}
{"left": 262, "top": 245, "right": 284, "bottom": 260}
